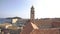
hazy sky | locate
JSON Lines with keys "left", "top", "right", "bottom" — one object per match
{"left": 0, "top": 0, "right": 60, "bottom": 18}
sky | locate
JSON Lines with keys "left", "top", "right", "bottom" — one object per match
{"left": 0, "top": 0, "right": 60, "bottom": 19}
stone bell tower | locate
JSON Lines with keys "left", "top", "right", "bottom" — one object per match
{"left": 30, "top": 6, "right": 35, "bottom": 23}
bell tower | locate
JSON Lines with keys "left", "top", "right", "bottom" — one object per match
{"left": 30, "top": 6, "right": 35, "bottom": 23}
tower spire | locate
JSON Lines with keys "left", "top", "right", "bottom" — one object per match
{"left": 31, "top": 5, "right": 34, "bottom": 9}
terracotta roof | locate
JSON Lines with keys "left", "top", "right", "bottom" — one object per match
{"left": 30, "top": 28, "right": 60, "bottom": 34}
{"left": 20, "top": 22, "right": 34, "bottom": 34}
